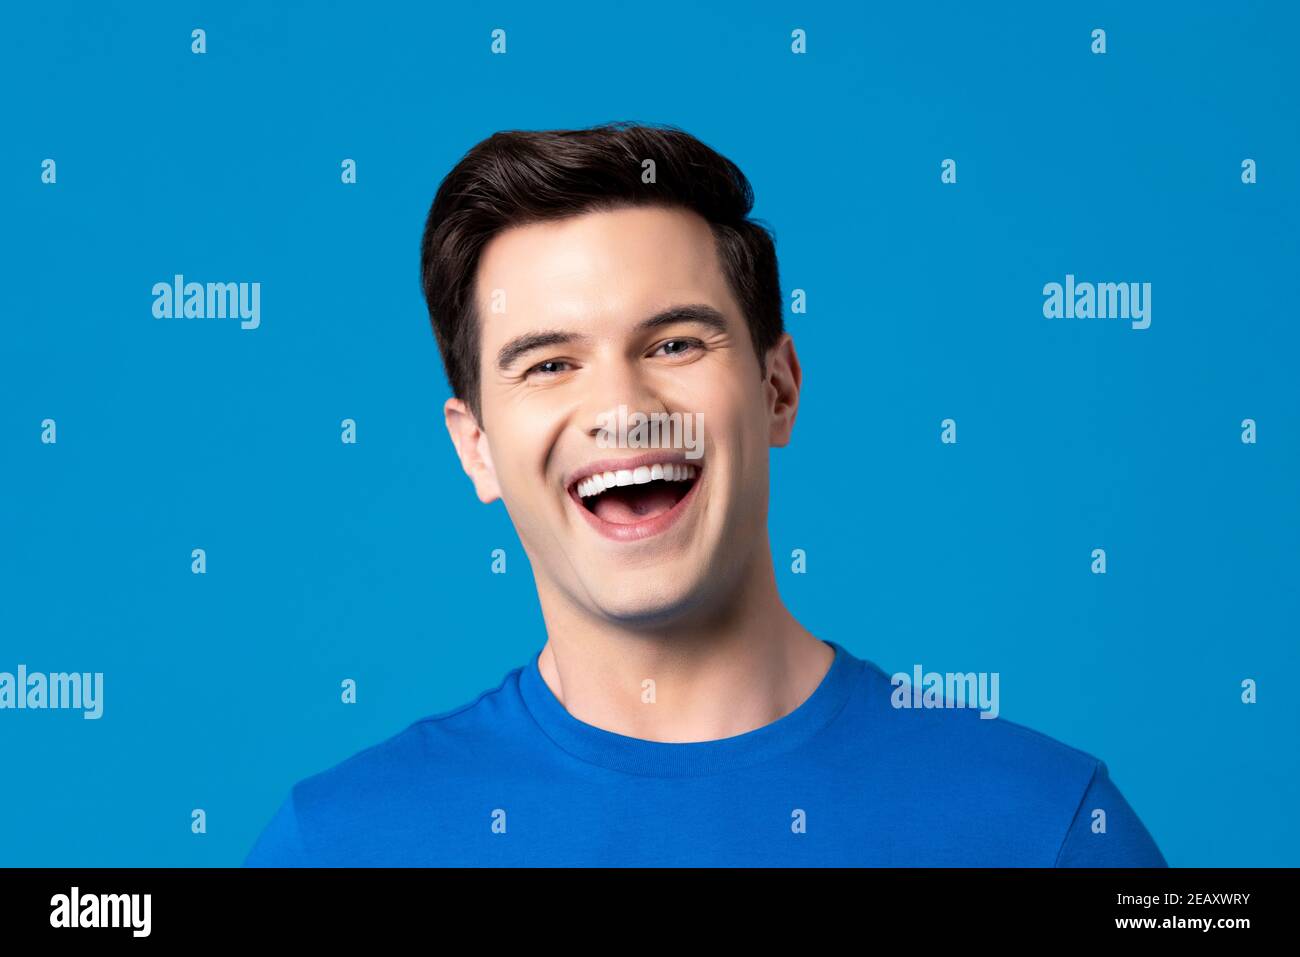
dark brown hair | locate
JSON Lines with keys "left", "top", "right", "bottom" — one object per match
{"left": 419, "top": 121, "right": 783, "bottom": 424}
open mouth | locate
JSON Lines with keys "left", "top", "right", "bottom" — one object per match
{"left": 573, "top": 462, "right": 699, "bottom": 524}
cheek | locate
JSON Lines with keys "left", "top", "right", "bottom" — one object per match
{"left": 733, "top": 405, "right": 769, "bottom": 494}
{"left": 487, "top": 438, "right": 546, "bottom": 501}
{"left": 693, "top": 376, "right": 745, "bottom": 426}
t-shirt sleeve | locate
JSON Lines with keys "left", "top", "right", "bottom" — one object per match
{"left": 1055, "top": 760, "right": 1167, "bottom": 867}
{"left": 244, "top": 790, "right": 314, "bottom": 867}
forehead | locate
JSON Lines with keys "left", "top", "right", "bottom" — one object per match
{"left": 473, "top": 205, "right": 733, "bottom": 338}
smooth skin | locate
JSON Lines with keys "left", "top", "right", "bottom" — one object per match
{"left": 443, "top": 204, "right": 832, "bottom": 744}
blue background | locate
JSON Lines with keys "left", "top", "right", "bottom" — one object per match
{"left": 2, "top": 1, "right": 1296, "bottom": 866}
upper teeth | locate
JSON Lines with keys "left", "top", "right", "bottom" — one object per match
{"left": 576, "top": 463, "right": 698, "bottom": 498}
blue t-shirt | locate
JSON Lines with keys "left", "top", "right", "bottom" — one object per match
{"left": 244, "top": 640, "right": 1166, "bottom": 866}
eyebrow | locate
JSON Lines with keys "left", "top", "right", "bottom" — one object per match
{"left": 494, "top": 304, "right": 729, "bottom": 370}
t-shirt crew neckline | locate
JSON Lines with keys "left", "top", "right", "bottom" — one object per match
{"left": 517, "top": 638, "right": 862, "bottom": 777}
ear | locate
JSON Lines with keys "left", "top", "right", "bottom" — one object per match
{"left": 765, "top": 333, "right": 801, "bottom": 447}
{"left": 444, "top": 397, "right": 502, "bottom": 504}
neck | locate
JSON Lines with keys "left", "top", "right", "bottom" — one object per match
{"left": 531, "top": 543, "right": 832, "bottom": 743}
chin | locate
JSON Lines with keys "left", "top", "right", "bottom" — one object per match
{"left": 582, "top": 571, "right": 714, "bottom": 628}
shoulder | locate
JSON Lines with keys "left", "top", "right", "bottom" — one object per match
{"left": 850, "top": 658, "right": 1164, "bottom": 864}
{"left": 300, "top": 664, "right": 525, "bottom": 804}
{"left": 855, "top": 659, "right": 1103, "bottom": 784}
{"left": 245, "top": 664, "right": 527, "bottom": 866}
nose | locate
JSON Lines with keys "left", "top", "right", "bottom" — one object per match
{"left": 575, "top": 350, "right": 669, "bottom": 442}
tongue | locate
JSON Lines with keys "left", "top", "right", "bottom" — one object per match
{"left": 592, "top": 483, "right": 683, "bottom": 525}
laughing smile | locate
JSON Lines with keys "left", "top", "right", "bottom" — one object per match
{"left": 565, "top": 453, "right": 703, "bottom": 542}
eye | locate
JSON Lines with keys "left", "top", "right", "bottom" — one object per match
{"left": 524, "top": 358, "right": 573, "bottom": 379}
{"left": 651, "top": 338, "right": 702, "bottom": 358}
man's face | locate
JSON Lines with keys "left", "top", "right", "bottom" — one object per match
{"left": 449, "top": 204, "right": 793, "bottom": 626}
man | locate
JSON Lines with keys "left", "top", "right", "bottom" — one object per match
{"left": 245, "top": 122, "right": 1166, "bottom": 866}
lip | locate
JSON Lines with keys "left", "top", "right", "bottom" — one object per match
{"left": 566, "top": 457, "right": 704, "bottom": 544}
{"left": 562, "top": 450, "right": 702, "bottom": 490}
